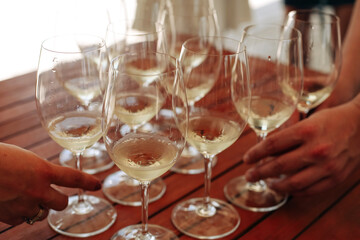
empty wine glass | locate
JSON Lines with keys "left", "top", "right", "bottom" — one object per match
{"left": 171, "top": 36, "right": 249, "bottom": 239}
{"left": 103, "top": 52, "right": 187, "bottom": 240}
{"left": 224, "top": 24, "right": 303, "bottom": 212}
{"left": 35, "top": 34, "right": 117, "bottom": 237}
{"left": 285, "top": 9, "right": 341, "bottom": 117}
{"left": 164, "top": 0, "right": 221, "bottom": 174}
{"left": 103, "top": 18, "right": 169, "bottom": 206}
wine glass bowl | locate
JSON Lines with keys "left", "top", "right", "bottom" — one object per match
{"left": 224, "top": 24, "right": 303, "bottom": 212}
{"left": 285, "top": 9, "right": 341, "bottom": 115}
{"left": 171, "top": 36, "right": 249, "bottom": 239}
{"left": 103, "top": 52, "right": 187, "bottom": 240}
{"left": 35, "top": 34, "right": 117, "bottom": 237}
{"left": 106, "top": 20, "right": 167, "bottom": 58}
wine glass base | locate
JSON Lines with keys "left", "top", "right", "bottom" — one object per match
{"left": 103, "top": 171, "right": 166, "bottom": 206}
{"left": 111, "top": 224, "right": 178, "bottom": 240}
{"left": 171, "top": 198, "right": 240, "bottom": 239}
{"left": 224, "top": 176, "right": 288, "bottom": 212}
{"left": 48, "top": 195, "right": 117, "bottom": 238}
{"left": 59, "top": 142, "right": 114, "bottom": 174}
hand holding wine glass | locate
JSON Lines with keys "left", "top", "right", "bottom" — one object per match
{"left": 224, "top": 24, "right": 303, "bottom": 212}
{"left": 241, "top": 1, "right": 360, "bottom": 197}
{"left": 171, "top": 36, "right": 249, "bottom": 239}
{"left": 35, "top": 34, "right": 116, "bottom": 237}
{"left": 103, "top": 52, "right": 187, "bottom": 240}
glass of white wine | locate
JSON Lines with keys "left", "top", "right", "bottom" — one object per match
{"left": 163, "top": 0, "right": 221, "bottom": 174}
{"left": 54, "top": 0, "right": 122, "bottom": 175}
{"left": 285, "top": 9, "right": 341, "bottom": 116}
{"left": 171, "top": 36, "right": 249, "bottom": 239}
{"left": 103, "top": 17, "right": 169, "bottom": 206}
{"left": 103, "top": 52, "right": 187, "bottom": 240}
{"left": 224, "top": 24, "right": 303, "bottom": 212}
{"left": 35, "top": 34, "right": 117, "bottom": 237}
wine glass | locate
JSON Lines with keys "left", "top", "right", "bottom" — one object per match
{"left": 171, "top": 36, "right": 249, "bottom": 239}
{"left": 35, "top": 34, "right": 117, "bottom": 237}
{"left": 164, "top": 0, "right": 222, "bottom": 174}
{"left": 103, "top": 52, "right": 187, "bottom": 240}
{"left": 224, "top": 24, "right": 303, "bottom": 212}
{"left": 54, "top": 0, "right": 122, "bottom": 175}
{"left": 103, "top": 18, "right": 169, "bottom": 206}
{"left": 285, "top": 9, "right": 341, "bottom": 117}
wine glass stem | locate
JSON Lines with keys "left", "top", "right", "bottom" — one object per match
{"left": 204, "top": 156, "right": 213, "bottom": 206}
{"left": 140, "top": 181, "right": 151, "bottom": 235}
{"left": 248, "top": 134, "right": 268, "bottom": 191}
{"left": 74, "top": 152, "right": 85, "bottom": 203}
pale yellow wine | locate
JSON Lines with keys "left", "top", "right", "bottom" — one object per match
{"left": 115, "top": 92, "right": 163, "bottom": 128}
{"left": 185, "top": 74, "right": 215, "bottom": 103}
{"left": 110, "top": 133, "right": 178, "bottom": 181}
{"left": 184, "top": 115, "right": 241, "bottom": 156}
{"left": 298, "top": 81, "right": 334, "bottom": 113}
{"left": 174, "top": 47, "right": 208, "bottom": 68}
{"left": 63, "top": 77, "right": 101, "bottom": 105}
{"left": 47, "top": 111, "right": 102, "bottom": 153}
{"left": 125, "top": 63, "right": 165, "bottom": 86}
{"left": 237, "top": 96, "right": 294, "bottom": 135}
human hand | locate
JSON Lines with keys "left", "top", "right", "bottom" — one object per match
{"left": 0, "top": 143, "right": 102, "bottom": 225}
{"left": 243, "top": 99, "right": 360, "bottom": 196}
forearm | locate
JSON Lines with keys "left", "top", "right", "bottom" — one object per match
{"left": 344, "top": 93, "right": 360, "bottom": 168}
{"left": 334, "top": 0, "right": 360, "bottom": 102}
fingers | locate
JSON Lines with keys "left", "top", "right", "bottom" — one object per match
{"left": 41, "top": 187, "right": 69, "bottom": 211}
{"left": 268, "top": 166, "right": 327, "bottom": 194}
{"left": 245, "top": 152, "right": 310, "bottom": 182}
{"left": 24, "top": 205, "right": 49, "bottom": 225}
{"left": 243, "top": 127, "right": 304, "bottom": 164}
{"left": 49, "top": 163, "right": 101, "bottom": 191}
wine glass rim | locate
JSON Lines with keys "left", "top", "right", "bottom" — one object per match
{"left": 41, "top": 34, "right": 106, "bottom": 54}
{"left": 110, "top": 51, "right": 179, "bottom": 77}
{"left": 243, "top": 24, "right": 301, "bottom": 42}
{"left": 288, "top": 9, "right": 340, "bottom": 24}
{"left": 182, "top": 36, "right": 245, "bottom": 56}
{"left": 106, "top": 20, "right": 165, "bottom": 36}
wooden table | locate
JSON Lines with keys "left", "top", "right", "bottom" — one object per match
{"left": 0, "top": 73, "right": 359, "bottom": 240}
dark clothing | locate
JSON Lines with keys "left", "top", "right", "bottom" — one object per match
{"left": 285, "top": 0, "right": 355, "bottom": 8}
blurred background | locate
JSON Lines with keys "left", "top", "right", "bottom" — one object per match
{"left": 0, "top": 0, "right": 284, "bottom": 81}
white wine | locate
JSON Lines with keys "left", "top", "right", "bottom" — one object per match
{"left": 177, "top": 48, "right": 208, "bottom": 69}
{"left": 162, "top": 73, "right": 214, "bottom": 104}
{"left": 110, "top": 133, "right": 178, "bottom": 181}
{"left": 63, "top": 77, "right": 101, "bottom": 105}
{"left": 115, "top": 92, "right": 164, "bottom": 128}
{"left": 237, "top": 96, "right": 294, "bottom": 135}
{"left": 47, "top": 111, "right": 102, "bottom": 153}
{"left": 297, "top": 81, "right": 334, "bottom": 113}
{"left": 186, "top": 73, "right": 215, "bottom": 103}
{"left": 125, "top": 61, "right": 165, "bottom": 86}
{"left": 184, "top": 115, "right": 241, "bottom": 156}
